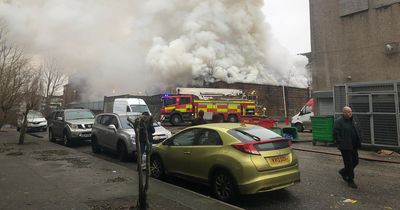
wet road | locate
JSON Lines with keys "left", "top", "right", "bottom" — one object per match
{"left": 29, "top": 128, "right": 400, "bottom": 210}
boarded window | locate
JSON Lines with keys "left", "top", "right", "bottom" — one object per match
{"left": 373, "top": 0, "right": 400, "bottom": 8}
{"left": 339, "top": 0, "right": 369, "bottom": 16}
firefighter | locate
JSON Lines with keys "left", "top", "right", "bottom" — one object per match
{"left": 192, "top": 110, "right": 207, "bottom": 125}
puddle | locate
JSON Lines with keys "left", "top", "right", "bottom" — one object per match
{"left": 33, "top": 150, "right": 71, "bottom": 156}
{"left": 105, "top": 177, "right": 128, "bottom": 183}
{"left": 6, "top": 151, "right": 24, "bottom": 156}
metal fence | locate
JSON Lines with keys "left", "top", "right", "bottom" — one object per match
{"left": 334, "top": 81, "right": 400, "bottom": 148}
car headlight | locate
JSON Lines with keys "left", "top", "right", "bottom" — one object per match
{"left": 70, "top": 124, "right": 78, "bottom": 129}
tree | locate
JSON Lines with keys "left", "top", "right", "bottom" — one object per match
{"left": 0, "top": 22, "right": 31, "bottom": 129}
{"left": 41, "top": 57, "right": 67, "bottom": 117}
{"left": 18, "top": 71, "right": 43, "bottom": 144}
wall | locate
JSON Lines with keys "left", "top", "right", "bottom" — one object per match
{"left": 310, "top": 0, "right": 400, "bottom": 91}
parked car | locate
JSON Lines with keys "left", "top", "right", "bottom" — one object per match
{"left": 17, "top": 110, "right": 47, "bottom": 132}
{"left": 48, "top": 109, "right": 95, "bottom": 146}
{"left": 91, "top": 113, "right": 172, "bottom": 161}
{"left": 150, "top": 123, "right": 300, "bottom": 202}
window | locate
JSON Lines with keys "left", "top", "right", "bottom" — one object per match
{"left": 339, "top": 0, "right": 369, "bottom": 17}
{"left": 228, "top": 126, "right": 281, "bottom": 143}
{"left": 130, "top": 105, "right": 150, "bottom": 113}
{"left": 196, "top": 129, "right": 222, "bottom": 146}
{"left": 163, "top": 98, "right": 176, "bottom": 106}
{"left": 171, "top": 129, "right": 198, "bottom": 146}
{"left": 65, "top": 110, "right": 94, "bottom": 120}
{"left": 100, "top": 115, "right": 112, "bottom": 126}
{"left": 110, "top": 116, "right": 119, "bottom": 129}
{"left": 179, "top": 97, "right": 191, "bottom": 105}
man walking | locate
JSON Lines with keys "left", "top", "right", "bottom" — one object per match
{"left": 333, "top": 106, "right": 362, "bottom": 189}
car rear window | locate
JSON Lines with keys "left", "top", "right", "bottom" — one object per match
{"left": 254, "top": 140, "right": 290, "bottom": 151}
{"left": 227, "top": 126, "right": 281, "bottom": 143}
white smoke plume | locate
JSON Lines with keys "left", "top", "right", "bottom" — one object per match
{"left": 0, "top": 0, "right": 309, "bottom": 99}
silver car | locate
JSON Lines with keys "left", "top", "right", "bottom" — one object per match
{"left": 91, "top": 113, "right": 172, "bottom": 162}
{"left": 48, "top": 109, "right": 95, "bottom": 146}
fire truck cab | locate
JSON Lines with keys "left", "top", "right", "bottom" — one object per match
{"left": 161, "top": 94, "right": 256, "bottom": 125}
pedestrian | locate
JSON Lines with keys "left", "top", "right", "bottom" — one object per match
{"left": 333, "top": 106, "right": 362, "bottom": 189}
{"left": 192, "top": 110, "right": 207, "bottom": 125}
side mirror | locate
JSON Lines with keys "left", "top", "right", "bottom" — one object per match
{"left": 56, "top": 117, "right": 63, "bottom": 121}
{"left": 108, "top": 124, "right": 117, "bottom": 132}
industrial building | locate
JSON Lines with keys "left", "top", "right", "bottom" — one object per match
{"left": 310, "top": 0, "right": 400, "bottom": 148}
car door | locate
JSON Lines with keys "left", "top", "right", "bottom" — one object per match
{"left": 106, "top": 115, "right": 120, "bottom": 150}
{"left": 53, "top": 111, "right": 64, "bottom": 138}
{"left": 97, "top": 115, "right": 113, "bottom": 148}
{"left": 186, "top": 128, "right": 224, "bottom": 180}
{"left": 162, "top": 128, "right": 199, "bottom": 175}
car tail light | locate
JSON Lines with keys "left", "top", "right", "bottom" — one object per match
{"left": 232, "top": 143, "right": 260, "bottom": 155}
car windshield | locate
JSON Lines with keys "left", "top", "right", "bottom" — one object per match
{"left": 65, "top": 110, "right": 94, "bottom": 120}
{"left": 27, "top": 111, "right": 44, "bottom": 118}
{"left": 129, "top": 105, "right": 150, "bottom": 113}
{"left": 227, "top": 126, "right": 281, "bottom": 143}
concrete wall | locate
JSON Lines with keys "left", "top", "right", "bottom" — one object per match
{"left": 310, "top": 0, "right": 400, "bottom": 91}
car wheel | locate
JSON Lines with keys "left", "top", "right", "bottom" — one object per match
{"left": 91, "top": 136, "right": 101, "bottom": 153}
{"left": 117, "top": 142, "right": 128, "bottom": 162}
{"left": 63, "top": 132, "right": 72, "bottom": 147}
{"left": 228, "top": 115, "right": 238, "bottom": 123}
{"left": 150, "top": 156, "right": 164, "bottom": 180}
{"left": 48, "top": 129, "right": 56, "bottom": 142}
{"left": 295, "top": 123, "right": 304, "bottom": 132}
{"left": 170, "top": 114, "right": 182, "bottom": 126}
{"left": 212, "top": 170, "right": 238, "bottom": 202}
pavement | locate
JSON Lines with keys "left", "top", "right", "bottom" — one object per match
{"left": 294, "top": 132, "right": 400, "bottom": 164}
{"left": 0, "top": 129, "right": 242, "bottom": 210}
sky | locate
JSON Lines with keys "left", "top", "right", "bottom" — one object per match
{"left": 0, "top": 0, "right": 311, "bottom": 99}
{"left": 263, "top": 0, "right": 310, "bottom": 54}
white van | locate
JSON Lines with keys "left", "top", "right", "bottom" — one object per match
{"left": 291, "top": 98, "right": 314, "bottom": 132}
{"left": 112, "top": 98, "right": 151, "bottom": 115}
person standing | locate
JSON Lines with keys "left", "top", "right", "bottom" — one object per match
{"left": 192, "top": 110, "right": 207, "bottom": 125}
{"left": 333, "top": 106, "right": 362, "bottom": 188}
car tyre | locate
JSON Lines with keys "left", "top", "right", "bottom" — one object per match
{"left": 212, "top": 170, "right": 238, "bottom": 202}
{"left": 295, "top": 123, "right": 304, "bottom": 132}
{"left": 228, "top": 115, "right": 238, "bottom": 123}
{"left": 48, "top": 129, "right": 56, "bottom": 142}
{"left": 91, "top": 136, "right": 101, "bottom": 153}
{"left": 63, "top": 132, "right": 72, "bottom": 147}
{"left": 150, "top": 156, "right": 164, "bottom": 180}
{"left": 170, "top": 114, "right": 182, "bottom": 126}
{"left": 117, "top": 142, "right": 129, "bottom": 162}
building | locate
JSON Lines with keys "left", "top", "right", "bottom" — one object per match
{"left": 310, "top": 0, "right": 400, "bottom": 90}
{"left": 310, "top": 0, "right": 400, "bottom": 148}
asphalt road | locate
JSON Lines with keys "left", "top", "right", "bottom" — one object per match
{"left": 29, "top": 129, "right": 400, "bottom": 210}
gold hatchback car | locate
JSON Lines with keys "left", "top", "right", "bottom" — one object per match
{"left": 150, "top": 123, "right": 300, "bottom": 202}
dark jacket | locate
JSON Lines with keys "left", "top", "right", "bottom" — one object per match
{"left": 333, "top": 116, "right": 362, "bottom": 150}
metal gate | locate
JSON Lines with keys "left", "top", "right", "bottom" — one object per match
{"left": 334, "top": 81, "right": 400, "bottom": 148}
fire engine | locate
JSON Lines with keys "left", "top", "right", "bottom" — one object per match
{"left": 161, "top": 94, "right": 256, "bottom": 125}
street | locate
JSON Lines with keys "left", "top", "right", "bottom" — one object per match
{"left": 37, "top": 127, "right": 400, "bottom": 210}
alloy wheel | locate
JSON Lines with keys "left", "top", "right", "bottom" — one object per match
{"left": 150, "top": 157, "right": 164, "bottom": 179}
{"left": 213, "top": 171, "right": 236, "bottom": 202}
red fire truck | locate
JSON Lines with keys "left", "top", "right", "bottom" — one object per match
{"left": 161, "top": 94, "right": 256, "bottom": 125}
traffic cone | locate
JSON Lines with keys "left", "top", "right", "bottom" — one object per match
{"left": 284, "top": 117, "right": 289, "bottom": 125}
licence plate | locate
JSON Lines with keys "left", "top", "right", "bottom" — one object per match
{"left": 81, "top": 134, "right": 91, "bottom": 138}
{"left": 269, "top": 155, "right": 289, "bottom": 166}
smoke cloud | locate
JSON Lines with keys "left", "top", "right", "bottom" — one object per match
{"left": 0, "top": 0, "right": 309, "bottom": 99}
